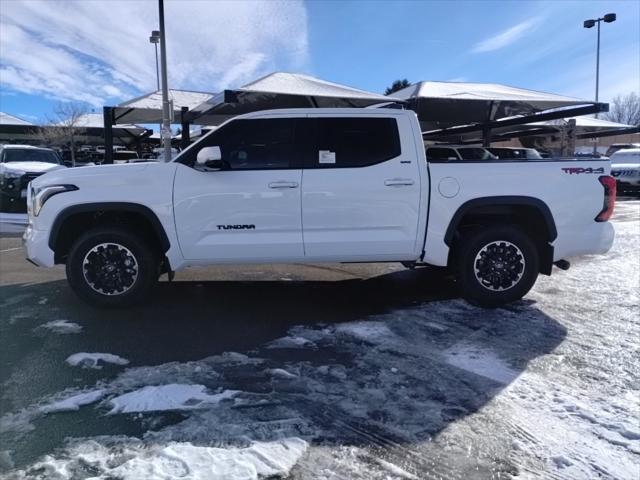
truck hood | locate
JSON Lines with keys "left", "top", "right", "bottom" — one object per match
{"left": 31, "top": 162, "right": 152, "bottom": 187}
{"left": 1, "top": 161, "right": 66, "bottom": 174}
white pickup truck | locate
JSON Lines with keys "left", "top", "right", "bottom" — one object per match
{"left": 23, "top": 108, "right": 616, "bottom": 308}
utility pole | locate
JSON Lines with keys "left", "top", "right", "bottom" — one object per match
{"left": 158, "top": 0, "right": 172, "bottom": 162}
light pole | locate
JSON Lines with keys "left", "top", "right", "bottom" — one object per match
{"left": 158, "top": 0, "right": 172, "bottom": 162}
{"left": 583, "top": 13, "right": 616, "bottom": 104}
{"left": 583, "top": 12, "right": 616, "bottom": 154}
{"left": 149, "top": 30, "right": 161, "bottom": 142}
{"left": 149, "top": 30, "right": 160, "bottom": 91}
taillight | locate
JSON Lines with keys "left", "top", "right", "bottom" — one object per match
{"left": 595, "top": 175, "right": 616, "bottom": 222}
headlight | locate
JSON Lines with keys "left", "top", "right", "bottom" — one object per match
{"left": 32, "top": 184, "right": 78, "bottom": 216}
{"left": 0, "top": 170, "right": 24, "bottom": 190}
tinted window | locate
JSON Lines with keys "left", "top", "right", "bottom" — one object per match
{"left": 457, "top": 148, "right": 496, "bottom": 160}
{"left": 214, "top": 118, "right": 296, "bottom": 170}
{"left": 113, "top": 151, "right": 139, "bottom": 160}
{"left": 426, "top": 147, "right": 459, "bottom": 161}
{"left": 3, "top": 149, "right": 60, "bottom": 164}
{"left": 312, "top": 117, "right": 400, "bottom": 168}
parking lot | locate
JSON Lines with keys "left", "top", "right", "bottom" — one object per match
{"left": 0, "top": 200, "right": 638, "bottom": 480}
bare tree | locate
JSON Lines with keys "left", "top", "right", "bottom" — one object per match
{"left": 385, "top": 79, "right": 411, "bottom": 96}
{"left": 604, "top": 92, "right": 640, "bottom": 126}
{"left": 38, "top": 102, "right": 89, "bottom": 166}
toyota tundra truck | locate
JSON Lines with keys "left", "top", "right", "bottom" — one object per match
{"left": 23, "top": 108, "right": 616, "bottom": 308}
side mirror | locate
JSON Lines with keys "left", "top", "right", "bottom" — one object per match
{"left": 196, "top": 146, "right": 223, "bottom": 170}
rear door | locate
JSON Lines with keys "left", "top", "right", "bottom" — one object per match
{"left": 173, "top": 117, "right": 304, "bottom": 261}
{"left": 300, "top": 114, "right": 422, "bottom": 260}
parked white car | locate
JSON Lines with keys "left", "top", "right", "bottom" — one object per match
{"left": 0, "top": 145, "right": 66, "bottom": 213}
{"left": 24, "top": 109, "right": 616, "bottom": 308}
{"left": 610, "top": 148, "right": 640, "bottom": 193}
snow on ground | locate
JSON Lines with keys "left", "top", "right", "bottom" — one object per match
{"left": 36, "top": 320, "right": 82, "bottom": 334}
{"left": 108, "top": 385, "right": 239, "bottom": 414}
{"left": 65, "top": 353, "right": 129, "bottom": 369}
{"left": 3, "top": 201, "right": 639, "bottom": 479}
{"left": 40, "top": 390, "right": 107, "bottom": 414}
{"left": 10, "top": 438, "right": 308, "bottom": 480}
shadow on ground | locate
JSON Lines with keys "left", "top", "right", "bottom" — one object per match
{"left": 0, "top": 268, "right": 567, "bottom": 477}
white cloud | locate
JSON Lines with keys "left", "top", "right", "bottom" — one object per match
{"left": 472, "top": 18, "right": 541, "bottom": 53}
{"left": 0, "top": 0, "right": 309, "bottom": 106}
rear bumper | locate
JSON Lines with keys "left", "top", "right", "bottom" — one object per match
{"left": 553, "top": 221, "right": 615, "bottom": 261}
{"left": 23, "top": 224, "right": 55, "bottom": 267}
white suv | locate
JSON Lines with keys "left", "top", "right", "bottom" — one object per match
{"left": 610, "top": 148, "right": 640, "bottom": 193}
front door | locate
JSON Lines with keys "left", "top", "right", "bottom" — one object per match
{"left": 173, "top": 117, "right": 304, "bottom": 262}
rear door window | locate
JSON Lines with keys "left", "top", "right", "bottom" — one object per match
{"left": 305, "top": 117, "right": 401, "bottom": 168}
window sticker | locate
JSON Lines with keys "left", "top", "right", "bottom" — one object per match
{"left": 319, "top": 150, "right": 336, "bottom": 164}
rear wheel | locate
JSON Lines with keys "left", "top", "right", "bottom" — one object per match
{"left": 66, "top": 226, "right": 158, "bottom": 307}
{"left": 456, "top": 226, "right": 539, "bottom": 308}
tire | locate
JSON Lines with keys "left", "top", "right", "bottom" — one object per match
{"left": 456, "top": 226, "right": 539, "bottom": 308}
{"left": 66, "top": 226, "right": 158, "bottom": 307}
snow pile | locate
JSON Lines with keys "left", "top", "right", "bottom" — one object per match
{"left": 38, "top": 320, "right": 82, "bottom": 334}
{"left": 15, "top": 437, "right": 308, "bottom": 480}
{"left": 266, "top": 335, "right": 316, "bottom": 349}
{"left": 335, "top": 320, "right": 395, "bottom": 344}
{"left": 40, "top": 390, "right": 106, "bottom": 413}
{"left": 66, "top": 352, "right": 129, "bottom": 369}
{"left": 444, "top": 341, "right": 518, "bottom": 384}
{"left": 108, "top": 384, "right": 238, "bottom": 414}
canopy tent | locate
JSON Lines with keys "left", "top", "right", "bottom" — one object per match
{"left": 0, "top": 112, "right": 33, "bottom": 126}
{"left": 188, "top": 72, "right": 402, "bottom": 125}
{"left": 0, "top": 111, "right": 150, "bottom": 148}
{"left": 429, "top": 116, "right": 638, "bottom": 145}
{"left": 110, "top": 89, "right": 215, "bottom": 125}
{"left": 395, "top": 81, "right": 608, "bottom": 144}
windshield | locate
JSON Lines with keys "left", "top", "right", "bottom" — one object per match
{"left": 457, "top": 148, "right": 497, "bottom": 160}
{"left": 611, "top": 152, "right": 640, "bottom": 165}
{"left": 2, "top": 149, "right": 60, "bottom": 164}
{"left": 113, "top": 151, "right": 139, "bottom": 160}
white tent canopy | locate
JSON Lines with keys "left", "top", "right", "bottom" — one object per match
{"left": 393, "top": 80, "right": 607, "bottom": 134}
{"left": 0, "top": 112, "right": 33, "bottom": 126}
{"left": 189, "top": 72, "right": 402, "bottom": 125}
{"left": 112, "top": 89, "right": 215, "bottom": 125}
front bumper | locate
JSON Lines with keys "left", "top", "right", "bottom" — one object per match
{"left": 23, "top": 224, "right": 55, "bottom": 267}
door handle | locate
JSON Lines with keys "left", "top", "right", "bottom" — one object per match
{"left": 268, "top": 181, "right": 299, "bottom": 189}
{"left": 384, "top": 178, "right": 415, "bottom": 186}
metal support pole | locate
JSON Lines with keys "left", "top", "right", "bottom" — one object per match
{"left": 158, "top": 0, "right": 172, "bottom": 162}
{"left": 482, "top": 126, "right": 491, "bottom": 147}
{"left": 103, "top": 106, "right": 114, "bottom": 164}
{"left": 593, "top": 21, "right": 601, "bottom": 155}
{"left": 595, "top": 21, "right": 600, "bottom": 104}
{"left": 181, "top": 106, "right": 190, "bottom": 150}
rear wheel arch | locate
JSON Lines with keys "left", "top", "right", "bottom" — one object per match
{"left": 50, "top": 203, "right": 170, "bottom": 264}
{"left": 444, "top": 196, "right": 557, "bottom": 275}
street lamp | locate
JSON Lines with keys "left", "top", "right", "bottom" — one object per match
{"left": 583, "top": 13, "right": 616, "bottom": 104}
{"left": 583, "top": 13, "right": 616, "bottom": 155}
{"left": 149, "top": 30, "right": 160, "bottom": 91}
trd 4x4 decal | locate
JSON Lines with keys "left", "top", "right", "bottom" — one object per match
{"left": 561, "top": 167, "right": 605, "bottom": 175}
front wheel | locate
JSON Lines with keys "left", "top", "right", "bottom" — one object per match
{"left": 456, "top": 226, "right": 539, "bottom": 308}
{"left": 66, "top": 226, "right": 158, "bottom": 307}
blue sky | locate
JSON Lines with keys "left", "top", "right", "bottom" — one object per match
{"left": 1, "top": 0, "right": 638, "bottom": 126}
